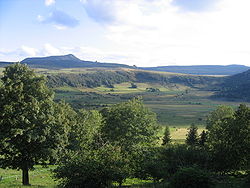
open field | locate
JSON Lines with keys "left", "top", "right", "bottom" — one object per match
{"left": 53, "top": 83, "right": 249, "bottom": 126}
{"left": 169, "top": 126, "right": 205, "bottom": 143}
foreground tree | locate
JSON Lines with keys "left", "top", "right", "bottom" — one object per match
{"left": 0, "top": 64, "right": 68, "bottom": 185}
{"left": 199, "top": 130, "right": 208, "bottom": 147}
{"left": 54, "top": 142, "right": 129, "bottom": 188}
{"left": 67, "top": 109, "right": 103, "bottom": 151}
{"left": 54, "top": 109, "right": 131, "bottom": 187}
{"left": 186, "top": 124, "right": 198, "bottom": 146}
{"left": 162, "top": 126, "right": 171, "bottom": 146}
{"left": 206, "top": 105, "right": 234, "bottom": 130}
{"left": 101, "top": 98, "right": 159, "bottom": 151}
{"left": 207, "top": 104, "right": 250, "bottom": 173}
{"left": 101, "top": 98, "right": 159, "bottom": 183}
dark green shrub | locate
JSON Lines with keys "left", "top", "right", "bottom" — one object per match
{"left": 159, "top": 145, "right": 211, "bottom": 179}
{"left": 169, "top": 167, "right": 214, "bottom": 188}
{"left": 245, "top": 171, "right": 250, "bottom": 184}
{"left": 130, "top": 82, "right": 138, "bottom": 88}
{"left": 53, "top": 144, "right": 129, "bottom": 188}
{"left": 134, "top": 145, "right": 211, "bottom": 182}
{"left": 132, "top": 147, "right": 165, "bottom": 181}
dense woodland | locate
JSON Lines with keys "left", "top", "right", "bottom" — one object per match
{"left": 46, "top": 71, "right": 135, "bottom": 88}
{"left": 0, "top": 63, "right": 250, "bottom": 187}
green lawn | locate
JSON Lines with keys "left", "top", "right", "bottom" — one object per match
{"left": 0, "top": 166, "right": 57, "bottom": 187}
{"left": 1, "top": 168, "right": 247, "bottom": 188}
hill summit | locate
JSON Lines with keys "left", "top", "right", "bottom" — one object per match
{"left": 21, "top": 54, "right": 132, "bottom": 69}
{"left": 22, "top": 54, "right": 81, "bottom": 63}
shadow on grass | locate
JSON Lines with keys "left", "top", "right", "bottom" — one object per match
{"left": 119, "top": 181, "right": 169, "bottom": 188}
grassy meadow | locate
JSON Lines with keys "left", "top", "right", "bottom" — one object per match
{"left": 53, "top": 81, "right": 248, "bottom": 126}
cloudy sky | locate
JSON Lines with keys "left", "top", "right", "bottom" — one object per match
{"left": 1, "top": 0, "right": 250, "bottom": 67}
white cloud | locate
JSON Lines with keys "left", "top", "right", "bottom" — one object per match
{"left": 86, "top": 0, "right": 250, "bottom": 66}
{"left": 20, "top": 46, "right": 38, "bottom": 57}
{"left": 0, "top": 45, "right": 129, "bottom": 65}
{"left": 54, "top": 25, "right": 67, "bottom": 30}
{"left": 0, "top": 46, "right": 39, "bottom": 61}
{"left": 45, "top": 0, "right": 55, "bottom": 6}
{"left": 37, "top": 10, "right": 79, "bottom": 30}
{"left": 37, "top": 15, "right": 44, "bottom": 22}
{"left": 2, "top": 0, "right": 250, "bottom": 68}
{"left": 43, "top": 43, "right": 61, "bottom": 56}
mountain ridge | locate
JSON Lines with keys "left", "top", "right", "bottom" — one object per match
{"left": 1, "top": 54, "right": 249, "bottom": 75}
{"left": 141, "top": 64, "right": 250, "bottom": 75}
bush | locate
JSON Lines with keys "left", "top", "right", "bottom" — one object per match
{"left": 245, "top": 171, "right": 250, "bottom": 184}
{"left": 53, "top": 144, "right": 129, "bottom": 188}
{"left": 134, "top": 145, "right": 212, "bottom": 182}
{"left": 130, "top": 82, "right": 138, "bottom": 88}
{"left": 169, "top": 166, "right": 214, "bottom": 188}
{"left": 158, "top": 145, "right": 211, "bottom": 179}
{"left": 132, "top": 147, "right": 164, "bottom": 181}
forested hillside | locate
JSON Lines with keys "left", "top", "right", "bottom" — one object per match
{"left": 47, "top": 70, "right": 135, "bottom": 88}
{"left": 216, "top": 69, "right": 250, "bottom": 101}
{"left": 46, "top": 69, "right": 222, "bottom": 89}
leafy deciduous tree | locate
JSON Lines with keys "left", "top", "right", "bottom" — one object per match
{"left": 101, "top": 98, "right": 159, "bottom": 151}
{"left": 207, "top": 104, "right": 250, "bottom": 173}
{"left": 0, "top": 64, "right": 68, "bottom": 185}
{"left": 206, "top": 105, "right": 234, "bottom": 130}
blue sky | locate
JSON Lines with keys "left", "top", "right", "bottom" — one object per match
{"left": 1, "top": 0, "right": 250, "bottom": 66}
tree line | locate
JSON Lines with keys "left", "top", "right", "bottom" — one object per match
{"left": 0, "top": 64, "right": 249, "bottom": 187}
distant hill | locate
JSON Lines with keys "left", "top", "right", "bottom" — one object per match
{"left": 1, "top": 54, "right": 249, "bottom": 75}
{"left": 21, "top": 54, "right": 133, "bottom": 69}
{"left": 0, "top": 61, "right": 14, "bottom": 67}
{"left": 141, "top": 65, "right": 250, "bottom": 75}
{"left": 216, "top": 69, "right": 250, "bottom": 101}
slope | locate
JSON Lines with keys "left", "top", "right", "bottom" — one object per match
{"left": 216, "top": 69, "right": 250, "bottom": 101}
